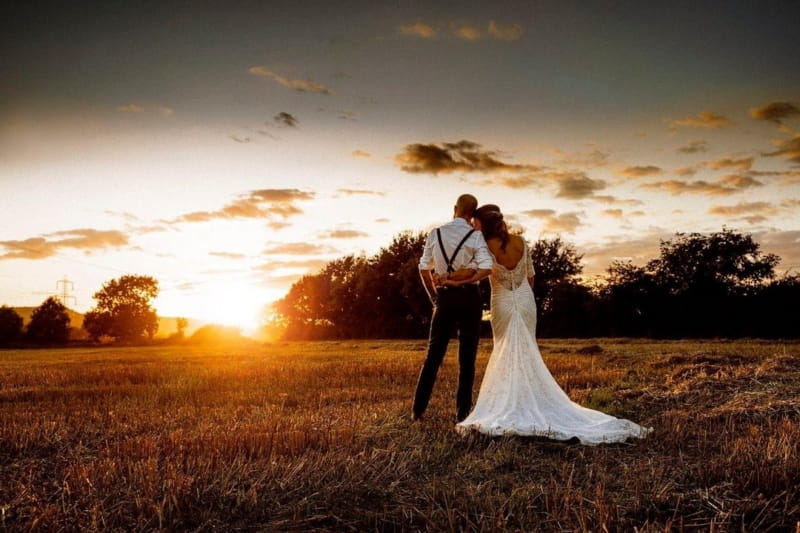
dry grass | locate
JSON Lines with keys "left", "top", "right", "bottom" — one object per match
{"left": 1, "top": 339, "right": 799, "bottom": 532}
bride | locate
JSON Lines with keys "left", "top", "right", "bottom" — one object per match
{"left": 439, "top": 205, "right": 650, "bottom": 444}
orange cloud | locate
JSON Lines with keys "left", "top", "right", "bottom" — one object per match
{"left": 319, "top": 229, "right": 369, "bottom": 239}
{"left": 749, "top": 101, "right": 800, "bottom": 124}
{"left": 248, "top": 66, "right": 332, "bottom": 95}
{"left": 522, "top": 209, "right": 583, "bottom": 234}
{"left": 677, "top": 140, "right": 709, "bottom": 154}
{"left": 263, "top": 242, "right": 338, "bottom": 255}
{"left": 488, "top": 20, "right": 523, "bottom": 41}
{"left": 168, "top": 189, "right": 315, "bottom": 224}
{"left": 763, "top": 134, "right": 800, "bottom": 164}
{"left": 704, "top": 157, "right": 753, "bottom": 171}
{"left": 708, "top": 201, "right": 778, "bottom": 218}
{"left": 601, "top": 209, "right": 624, "bottom": 219}
{"left": 452, "top": 23, "right": 481, "bottom": 40}
{"left": 551, "top": 171, "right": 606, "bottom": 199}
{"left": 617, "top": 165, "right": 662, "bottom": 178}
{"left": 398, "top": 22, "right": 437, "bottom": 38}
{"left": 336, "top": 189, "right": 384, "bottom": 196}
{"left": 209, "top": 251, "right": 247, "bottom": 259}
{"left": 0, "top": 229, "right": 129, "bottom": 260}
{"left": 591, "top": 195, "right": 644, "bottom": 206}
{"left": 350, "top": 150, "right": 371, "bottom": 158}
{"left": 640, "top": 175, "right": 761, "bottom": 196}
{"left": 669, "top": 111, "right": 731, "bottom": 129}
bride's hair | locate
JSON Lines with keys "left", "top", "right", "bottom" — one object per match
{"left": 474, "top": 204, "right": 510, "bottom": 251}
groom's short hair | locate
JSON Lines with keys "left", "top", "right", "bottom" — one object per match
{"left": 455, "top": 194, "right": 478, "bottom": 217}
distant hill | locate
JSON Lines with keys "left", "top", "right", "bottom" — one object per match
{"left": 11, "top": 307, "right": 208, "bottom": 339}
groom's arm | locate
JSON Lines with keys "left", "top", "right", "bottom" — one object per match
{"left": 419, "top": 269, "right": 438, "bottom": 304}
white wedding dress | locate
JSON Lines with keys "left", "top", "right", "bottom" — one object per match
{"left": 456, "top": 242, "right": 650, "bottom": 444}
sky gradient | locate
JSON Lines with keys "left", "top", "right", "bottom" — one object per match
{"left": 2, "top": 1, "right": 799, "bottom": 331}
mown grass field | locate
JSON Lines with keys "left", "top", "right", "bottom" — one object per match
{"left": 1, "top": 339, "right": 799, "bottom": 532}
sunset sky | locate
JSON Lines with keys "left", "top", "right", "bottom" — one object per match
{"left": 2, "top": 1, "right": 799, "bottom": 332}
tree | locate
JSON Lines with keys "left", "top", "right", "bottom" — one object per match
{"left": 529, "top": 237, "right": 584, "bottom": 315}
{"left": 83, "top": 275, "right": 159, "bottom": 342}
{"left": 26, "top": 297, "right": 71, "bottom": 344}
{"left": 0, "top": 305, "right": 24, "bottom": 345}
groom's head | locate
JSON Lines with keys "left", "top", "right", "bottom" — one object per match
{"left": 454, "top": 194, "right": 478, "bottom": 219}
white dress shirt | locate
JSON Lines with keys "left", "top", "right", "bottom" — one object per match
{"left": 419, "top": 218, "right": 493, "bottom": 276}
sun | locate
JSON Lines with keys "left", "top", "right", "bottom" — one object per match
{"left": 157, "top": 279, "right": 273, "bottom": 337}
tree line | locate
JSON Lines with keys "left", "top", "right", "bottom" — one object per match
{"left": 270, "top": 229, "right": 799, "bottom": 340}
{"left": 0, "top": 275, "right": 162, "bottom": 347}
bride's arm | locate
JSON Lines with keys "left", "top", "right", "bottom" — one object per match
{"left": 445, "top": 268, "right": 491, "bottom": 286}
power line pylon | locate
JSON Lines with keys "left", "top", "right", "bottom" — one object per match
{"left": 56, "top": 276, "right": 77, "bottom": 308}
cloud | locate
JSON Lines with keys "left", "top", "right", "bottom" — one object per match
{"left": 116, "top": 103, "right": 174, "bottom": 115}
{"left": 168, "top": 189, "right": 315, "bottom": 224}
{"left": 640, "top": 174, "right": 762, "bottom": 196}
{"left": 754, "top": 230, "right": 800, "bottom": 272}
{"left": 0, "top": 229, "right": 129, "bottom": 260}
{"left": 704, "top": 157, "right": 753, "bottom": 171}
{"left": 591, "top": 195, "right": 644, "bottom": 206}
{"left": 249, "top": 66, "right": 332, "bottom": 95}
{"left": 522, "top": 209, "right": 583, "bottom": 234}
{"left": 274, "top": 112, "right": 298, "bottom": 127}
{"left": 677, "top": 140, "right": 709, "bottom": 154}
{"left": 763, "top": 134, "right": 800, "bottom": 164}
{"left": 452, "top": 23, "right": 482, "bottom": 40}
{"left": 351, "top": 150, "right": 371, "bottom": 158}
{"left": 669, "top": 111, "right": 732, "bottom": 129}
{"left": 319, "top": 229, "right": 369, "bottom": 239}
{"left": 487, "top": 20, "right": 523, "bottom": 41}
{"left": 398, "top": 21, "right": 437, "bottom": 38}
{"left": 581, "top": 233, "right": 670, "bottom": 276}
{"left": 336, "top": 188, "right": 385, "bottom": 196}
{"left": 601, "top": 209, "right": 624, "bottom": 219}
{"left": 617, "top": 165, "right": 663, "bottom": 178}
{"left": 708, "top": 201, "right": 778, "bottom": 219}
{"left": 552, "top": 171, "right": 606, "bottom": 199}
{"left": 396, "top": 140, "right": 534, "bottom": 175}
{"left": 674, "top": 166, "right": 697, "bottom": 176}
{"left": 117, "top": 104, "right": 145, "bottom": 113}
{"left": 263, "top": 242, "right": 338, "bottom": 255}
{"left": 749, "top": 102, "right": 800, "bottom": 124}
{"left": 551, "top": 148, "right": 610, "bottom": 167}
{"left": 229, "top": 135, "right": 251, "bottom": 143}
{"left": 210, "top": 251, "right": 247, "bottom": 259}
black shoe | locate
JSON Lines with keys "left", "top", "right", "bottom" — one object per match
{"left": 456, "top": 411, "right": 469, "bottom": 423}
{"left": 412, "top": 412, "right": 424, "bottom": 422}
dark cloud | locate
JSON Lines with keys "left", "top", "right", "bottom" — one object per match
{"left": 0, "top": 229, "right": 129, "bottom": 260}
{"left": 674, "top": 166, "right": 697, "bottom": 176}
{"left": 677, "top": 140, "right": 709, "bottom": 154}
{"left": 749, "top": 102, "right": 800, "bottom": 124}
{"left": 763, "top": 134, "right": 800, "bottom": 164}
{"left": 396, "top": 140, "right": 536, "bottom": 175}
{"left": 167, "top": 189, "right": 314, "bottom": 224}
{"left": 552, "top": 171, "right": 606, "bottom": 199}
{"left": 274, "top": 112, "right": 298, "bottom": 127}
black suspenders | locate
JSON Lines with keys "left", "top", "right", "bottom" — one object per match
{"left": 436, "top": 228, "right": 475, "bottom": 273}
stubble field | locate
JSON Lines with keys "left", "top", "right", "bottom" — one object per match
{"left": 1, "top": 338, "right": 799, "bottom": 532}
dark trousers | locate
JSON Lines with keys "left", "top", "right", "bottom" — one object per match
{"left": 413, "top": 284, "right": 483, "bottom": 420}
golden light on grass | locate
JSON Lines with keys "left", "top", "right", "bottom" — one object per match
{"left": 0, "top": 339, "right": 798, "bottom": 530}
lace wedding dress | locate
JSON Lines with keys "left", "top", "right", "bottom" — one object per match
{"left": 456, "top": 242, "right": 651, "bottom": 444}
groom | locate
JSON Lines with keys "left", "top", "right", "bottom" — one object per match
{"left": 413, "top": 194, "right": 493, "bottom": 422}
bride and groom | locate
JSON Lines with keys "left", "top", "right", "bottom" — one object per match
{"left": 413, "top": 194, "right": 649, "bottom": 444}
